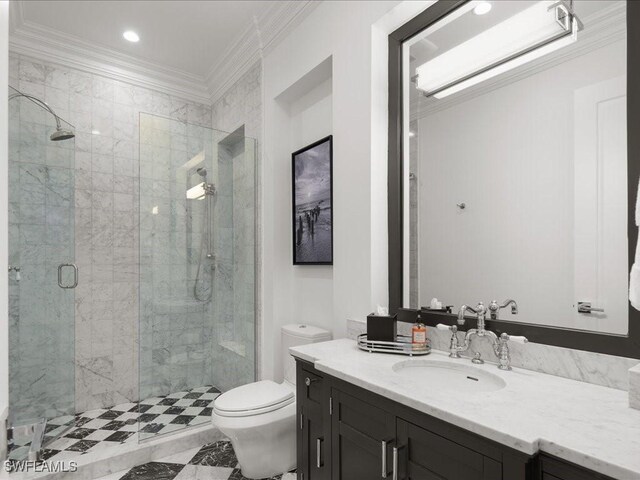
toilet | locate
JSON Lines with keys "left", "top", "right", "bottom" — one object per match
{"left": 212, "top": 324, "right": 332, "bottom": 479}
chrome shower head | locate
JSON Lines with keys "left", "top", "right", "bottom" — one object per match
{"left": 9, "top": 91, "right": 75, "bottom": 142}
{"left": 50, "top": 128, "right": 75, "bottom": 141}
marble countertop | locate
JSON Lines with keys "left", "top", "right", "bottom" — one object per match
{"left": 290, "top": 339, "right": 640, "bottom": 480}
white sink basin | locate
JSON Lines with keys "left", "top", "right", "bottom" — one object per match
{"left": 392, "top": 359, "right": 507, "bottom": 394}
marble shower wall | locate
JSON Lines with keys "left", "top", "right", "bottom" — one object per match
{"left": 210, "top": 62, "right": 261, "bottom": 388}
{"left": 9, "top": 54, "right": 212, "bottom": 413}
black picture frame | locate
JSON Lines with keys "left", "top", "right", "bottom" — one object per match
{"left": 387, "top": 1, "right": 640, "bottom": 358}
{"left": 292, "top": 135, "right": 334, "bottom": 265}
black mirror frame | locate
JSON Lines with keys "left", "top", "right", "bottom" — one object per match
{"left": 387, "top": 0, "right": 640, "bottom": 359}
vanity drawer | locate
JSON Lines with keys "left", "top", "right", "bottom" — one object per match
{"left": 300, "top": 367, "right": 324, "bottom": 405}
{"left": 538, "top": 453, "right": 615, "bottom": 480}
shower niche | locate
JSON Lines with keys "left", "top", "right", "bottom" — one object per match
{"left": 138, "top": 114, "right": 256, "bottom": 440}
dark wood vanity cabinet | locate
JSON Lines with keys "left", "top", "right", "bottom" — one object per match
{"left": 296, "top": 360, "right": 530, "bottom": 480}
{"left": 297, "top": 362, "right": 331, "bottom": 480}
{"left": 296, "top": 359, "right": 614, "bottom": 480}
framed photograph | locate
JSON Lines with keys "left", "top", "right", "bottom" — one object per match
{"left": 292, "top": 135, "right": 333, "bottom": 265}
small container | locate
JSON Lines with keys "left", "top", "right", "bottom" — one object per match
{"left": 367, "top": 313, "right": 397, "bottom": 342}
{"left": 412, "top": 321, "right": 427, "bottom": 350}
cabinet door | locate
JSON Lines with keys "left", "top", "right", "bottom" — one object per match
{"left": 330, "top": 388, "right": 395, "bottom": 480}
{"left": 297, "top": 365, "right": 329, "bottom": 480}
{"left": 396, "top": 418, "right": 502, "bottom": 480}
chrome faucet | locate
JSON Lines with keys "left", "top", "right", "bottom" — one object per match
{"left": 437, "top": 299, "right": 527, "bottom": 370}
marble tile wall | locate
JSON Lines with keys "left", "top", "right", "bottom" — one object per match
{"left": 347, "top": 318, "right": 639, "bottom": 391}
{"left": 9, "top": 54, "right": 212, "bottom": 413}
{"left": 210, "top": 62, "right": 261, "bottom": 388}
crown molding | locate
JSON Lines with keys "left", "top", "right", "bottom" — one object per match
{"left": 206, "top": 0, "right": 320, "bottom": 104}
{"left": 8, "top": 0, "right": 320, "bottom": 106}
{"left": 411, "top": 1, "right": 627, "bottom": 120}
{"left": 9, "top": 1, "right": 211, "bottom": 104}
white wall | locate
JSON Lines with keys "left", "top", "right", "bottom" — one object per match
{"left": 418, "top": 40, "right": 627, "bottom": 334}
{"left": 1, "top": 0, "right": 9, "bottom": 459}
{"left": 262, "top": 0, "right": 418, "bottom": 381}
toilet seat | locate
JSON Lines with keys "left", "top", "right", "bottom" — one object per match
{"left": 213, "top": 380, "right": 295, "bottom": 418}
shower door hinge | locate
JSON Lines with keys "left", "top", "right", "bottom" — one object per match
{"left": 329, "top": 397, "right": 333, "bottom": 416}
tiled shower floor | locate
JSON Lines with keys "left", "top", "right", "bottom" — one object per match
{"left": 8, "top": 385, "right": 221, "bottom": 464}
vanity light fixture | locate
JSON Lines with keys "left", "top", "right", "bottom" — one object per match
{"left": 473, "top": 1, "right": 492, "bottom": 15}
{"left": 123, "top": 30, "right": 140, "bottom": 43}
{"left": 416, "top": 0, "right": 582, "bottom": 99}
{"left": 186, "top": 182, "right": 207, "bottom": 200}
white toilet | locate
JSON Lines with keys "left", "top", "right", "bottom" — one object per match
{"left": 212, "top": 324, "right": 332, "bottom": 479}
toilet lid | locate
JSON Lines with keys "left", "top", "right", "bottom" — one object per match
{"left": 213, "top": 380, "right": 295, "bottom": 417}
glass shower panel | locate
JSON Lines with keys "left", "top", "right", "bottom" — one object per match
{"left": 212, "top": 129, "right": 256, "bottom": 392}
{"left": 138, "top": 113, "right": 256, "bottom": 440}
{"left": 8, "top": 86, "right": 76, "bottom": 455}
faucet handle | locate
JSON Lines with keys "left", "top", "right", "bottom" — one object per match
{"left": 506, "top": 335, "right": 528, "bottom": 344}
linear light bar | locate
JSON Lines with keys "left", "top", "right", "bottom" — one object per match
{"left": 186, "top": 182, "right": 206, "bottom": 200}
{"left": 416, "top": 1, "right": 580, "bottom": 99}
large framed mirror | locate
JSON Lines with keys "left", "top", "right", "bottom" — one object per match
{"left": 388, "top": 0, "right": 640, "bottom": 357}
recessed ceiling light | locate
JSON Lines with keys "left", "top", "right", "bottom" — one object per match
{"left": 123, "top": 30, "right": 140, "bottom": 43}
{"left": 473, "top": 1, "right": 492, "bottom": 15}
{"left": 91, "top": 129, "right": 100, "bottom": 135}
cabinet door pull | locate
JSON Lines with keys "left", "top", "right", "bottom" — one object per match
{"left": 316, "top": 437, "right": 323, "bottom": 468}
{"left": 392, "top": 446, "right": 399, "bottom": 480}
{"left": 381, "top": 440, "right": 388, "bottom": 478}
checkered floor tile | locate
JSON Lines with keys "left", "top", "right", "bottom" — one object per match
{"left": 96, "top": 441, "right": 297, "bottom": 480}
{"left": 7, "top": 385, "right": 221, "bottom": 465}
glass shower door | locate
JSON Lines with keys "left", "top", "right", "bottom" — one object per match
{"left": 8, "top": 86, "right": 76, "bottom": 459}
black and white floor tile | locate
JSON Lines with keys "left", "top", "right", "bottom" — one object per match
{"left": 96, "top": 440, "right": 297, "bottom": 480}
{"left": 7, "top": 385, "right": 220, "bottom": 464}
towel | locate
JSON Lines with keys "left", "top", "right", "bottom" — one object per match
{"left": 631, "top": 176, "right": 640, "bottom": 310}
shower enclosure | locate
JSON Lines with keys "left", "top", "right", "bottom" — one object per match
{"left": 5, "top": 97, "right": 257, "bottom": 459}
{"left": 138, "top": 113, "right": 257, "bottom": 439}
{"left": 7, "top": 86, "right": 77, "bottom": 459}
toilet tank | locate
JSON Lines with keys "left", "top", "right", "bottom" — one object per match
{"left": 282, "top": 324, "right": 332, "bottom": 385}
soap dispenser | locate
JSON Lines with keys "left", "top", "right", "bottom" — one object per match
{"left": 412, "top": 314, "right": 427, "bottom": 350}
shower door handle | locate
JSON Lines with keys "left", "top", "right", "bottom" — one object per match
{"left": 58, "top": 263, "right": 78, "bottom": 289}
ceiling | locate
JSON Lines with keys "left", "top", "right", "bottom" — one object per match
{"left": 19, "top": 1, "right": 272, "bottom": 78}
{"left": 9, "top": 0, "right": 318, "bottom": 103}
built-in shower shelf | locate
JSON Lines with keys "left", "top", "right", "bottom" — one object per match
{"left": 219, "top": 340, "right": 246, "bottom": 357}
